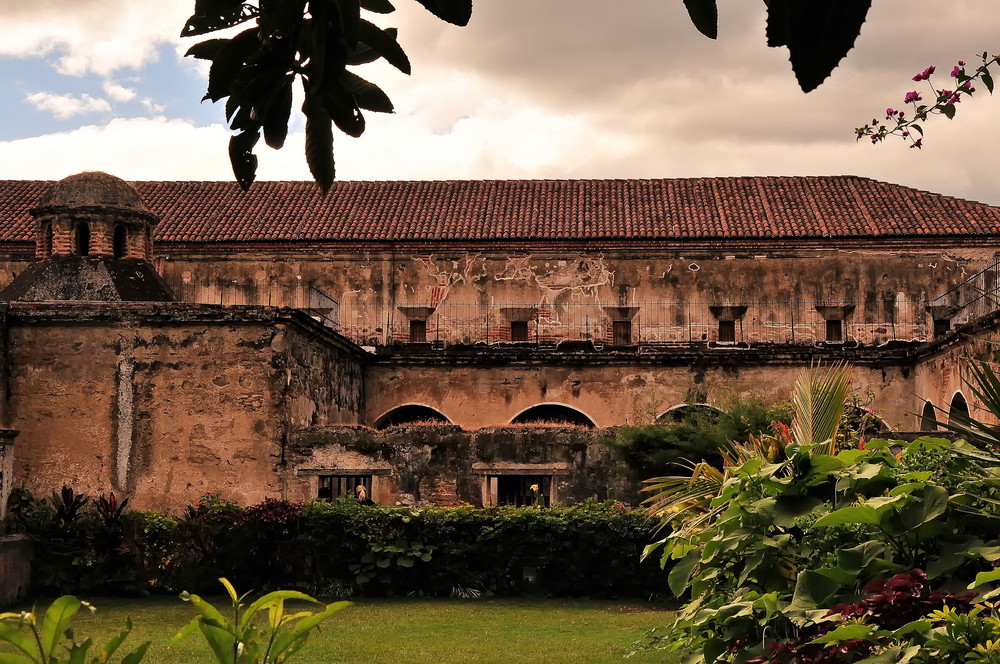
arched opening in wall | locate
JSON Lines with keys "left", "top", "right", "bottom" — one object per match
{"left": 510, "top": 404, "right": 596, "bottom": 428}
{"left": 75, "top": 222, "right": 90, "bottom": 256}
{"left": 113, "top": 224, "right": 127, "bottom": 258}
{"left": 949, "top": 392, "right": 970, "bottom": 426}
{"left": 842, "top": 404, "right": 890, "bottom": 438}
{"left": 920, "top": 401, "right": 938, "bottom": 431}
{"left": 657, "top": 404, "right": 724, "bottom": 424}
{"left": 373, "top": 404, "right": 451, "bottom": 430}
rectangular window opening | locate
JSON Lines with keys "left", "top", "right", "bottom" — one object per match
{"left": 494, "top": 475, "right": 551, "bottom": 507}
{"left": 826, "top": 319, "right": 844, "bottom": 343}
{"left": 933, "top": 319, "right": 951, "bottom": 338}
{"left": 318, "top": 474, "right": 372, "bottom": 501}
{"left": 511, "top": 320, "right": 529, "bottom": 342}
{"left": 718, "top": 320, "right": 736, "bottom": 343}
{"left": 612, "top": 320, "right": 632, "bottom": 346}
{"left": 409, "top": 319, "right": 427, "bottom": 343}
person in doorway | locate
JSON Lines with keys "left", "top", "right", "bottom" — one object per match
{"left": 355, "top": 484, "right": 376, "bottom": 505}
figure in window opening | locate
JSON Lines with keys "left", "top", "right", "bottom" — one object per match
{"left": 355, "top": 484, "right": 375, "bottom": 505}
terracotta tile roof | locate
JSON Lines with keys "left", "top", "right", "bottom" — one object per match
{"left": 0, "top": 176, "right": 998, "bottom": 245}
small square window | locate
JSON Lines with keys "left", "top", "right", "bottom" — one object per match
{"left": 612, "top": 320, "right": 632, "bottom": 346}
{"left": 718, "top": 320, "right": 736, "bottom": 343}
{"left": 511, "top": 320, "right": 529, "bottom": 342}
{"left": 494, "top": 475, "right": 551, "bottom": 507}
{"left": 933, "top": 319, "right": 951, "bottom": 338}
{"left": 826, "top": 319, "right": 844, "bottom": 343}
{"left": 409, "top": 319, "right": 427, "bottom": 343}
{"left": 318, "top": 474, "right": 372, "bottom": 501}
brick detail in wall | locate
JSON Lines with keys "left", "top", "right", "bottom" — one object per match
{"left": 50, "top": 218, "right": 73, "bottom": 257}
{"left": 90, "top": 219, "right": 115, "bottom": 258}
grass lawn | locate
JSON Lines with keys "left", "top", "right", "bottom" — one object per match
{"left": 4, "top": 595, "right": 677, "bottom": 663}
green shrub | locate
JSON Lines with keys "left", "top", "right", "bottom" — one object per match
{"left": 608, "top": 395, "right": 792, "bottom": 481}
{"left": 11, "top": 495, "right": 668, "bottom": 600}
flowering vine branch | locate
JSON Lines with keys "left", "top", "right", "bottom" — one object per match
{"left": 856, "top": 52, "right": 1000, "bottom": 149}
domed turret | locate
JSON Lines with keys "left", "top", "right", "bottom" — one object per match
{"left": 0, "top": 172, "right": 172, "bottom": 303}
{"left": 31, "top": 171, "right": 159, "bottom": 261}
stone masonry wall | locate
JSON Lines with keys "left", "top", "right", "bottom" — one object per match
{"left": 286, "top": 425, "right": 633, "bottom": 507}
{"left": 2, "top": 303, "right": 365, "bottom": 511}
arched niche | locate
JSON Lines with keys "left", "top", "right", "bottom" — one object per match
{"left": 373, "top": 404, "right": 451, "bottom": 430}
{"left": 657, "top": 403, "right": 724, "bottom": 423}
{"left": 919, "top": 401, "right": 938, "bottom": 431}
{"left": 510, "top": 404, "right": 596, "bottom": 428}
{"left": 949, "top": 392, "right": 970, "bottom": 425}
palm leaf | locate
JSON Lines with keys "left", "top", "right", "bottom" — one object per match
{"left": 791, "top": 361, "right": 852, "bottom": 454}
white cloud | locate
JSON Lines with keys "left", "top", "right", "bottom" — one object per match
{"left": 0, "top": 0, "right": 191, "bottom": 76}
{"left": 25, "top": 92, "right": 111, "bottom": 119}
{"left": 102, "top": 81, "right": 136, "bottom": 103}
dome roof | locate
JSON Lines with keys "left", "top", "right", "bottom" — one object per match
{"left": 35, "top": 172, "right": 148, "bottom": 212}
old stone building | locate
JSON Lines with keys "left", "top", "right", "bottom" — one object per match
{"left": 0, "top": 172, "right": 996, "bottom": 511}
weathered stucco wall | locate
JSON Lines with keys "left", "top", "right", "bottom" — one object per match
{"left": 911, "top": 313, "right": 1000, "bottom": 429}
{"left": 365, "top": 349, "right": 916, "bottom": 430}
{"left": 158, "top": 245, "right": 997, "bottom": 346}
{"left": 286, "top": 425, "right": 632, "bottom": 507}
{"left": 2, "top": 303, "right": 365, "bottom": 511}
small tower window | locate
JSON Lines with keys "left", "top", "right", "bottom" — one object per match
{"left": 75, "top": 222, "right": 90, "bottom": 256}
{"left": 113, "top": 224, "right": 128, "bottom": 258}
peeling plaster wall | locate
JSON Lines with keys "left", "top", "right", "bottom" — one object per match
{"left": 5, "top": 304, "right": 366, "bottom": 511}
{"left": 286, "top": 425, "right": 631, "bottom": 507}
{"left": 156, "top": 246, "right": 995, "bottom": 346}
{"left": 366, "top": 358, "right": 914, "bottom": 430}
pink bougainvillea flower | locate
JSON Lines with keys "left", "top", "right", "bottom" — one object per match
{"left": 904, "top": 91, "right": 922, "bottom": 103}
{"left": 952, "top": 65, "right": 962, "bottom": 78}
{"left": 910, "top": 138, "right": 923, "bottom": 149}
{"left": 913, "top": 65, "right": 936, "bottom": 81}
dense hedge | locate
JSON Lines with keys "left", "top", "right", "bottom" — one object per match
{"left": 8, "top": 490, "right": 670, "bottom": 600}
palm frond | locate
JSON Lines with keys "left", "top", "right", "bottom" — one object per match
{"left": 790, "top": 361, "right": 852, "bottom": 454}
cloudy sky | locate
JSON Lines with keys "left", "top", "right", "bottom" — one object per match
{"left": 1, "top": 1, "right": 999, "bottom": 205}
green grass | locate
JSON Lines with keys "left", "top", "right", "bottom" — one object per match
{"left": 4, "top": 596, "right": 677, "bottom": 663}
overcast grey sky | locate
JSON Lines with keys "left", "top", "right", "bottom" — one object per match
{"left": 1, "top": 1, "right": 999, "bottom": 204}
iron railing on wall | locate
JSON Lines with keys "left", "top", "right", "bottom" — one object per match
{"left": 930, "top": 257, "right": 1000, "bottom": 326}
{"left": 336, "top": 299, "right": 930, "bottom": 347}
{"left": 167, "top": 280, "right": 340, "bottom": 331}
{"left": 163, "top": 280, "right": 936, "bottom": 347}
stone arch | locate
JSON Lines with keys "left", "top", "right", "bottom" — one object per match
{"left": 74, "top": 221, "right": 90, "bottom": 256}
{"left": 510, "top": 403, "right": 596, "bottom": 428}
{"left": 657, "top": 403, "right": 724, "bottom": 423}
{"left": 949, "top": 391, "right": 970, "bottom": 425}
{"left": 373, "top": 404, "right": 451, "bottom": 430}
{"left": 919, "top": 401, "right": 938, "bottom": 431}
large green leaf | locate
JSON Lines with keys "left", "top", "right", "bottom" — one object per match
{"left": 303, "top": 91, "right": 336, "bottom": 194}
{"left": 814, "top": 505, "right": 879, "bottom": 527}
{"left": 39, "top": 596, "right": 82, "bottom": 660}
{"left": 668, "top": 550, "right": 700, "bottom": 597}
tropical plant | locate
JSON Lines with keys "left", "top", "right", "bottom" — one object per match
{"left": 0, "top": 596, "right": 149, "bottom": 664}
{"left": 642, "top": 362, "right": 852, "bottom": 541}
{"left": 172, "top": 578, "right": 349, "bottom": 664}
